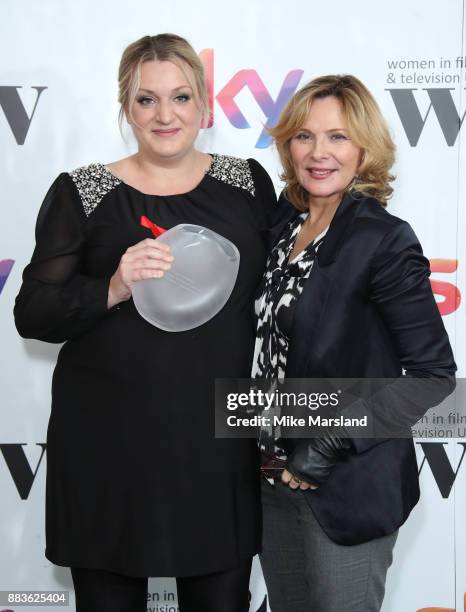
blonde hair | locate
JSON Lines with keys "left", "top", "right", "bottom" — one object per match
{"left": 118, "top": 34, "right": 209, "bottom": 127}
{"left": 270, "top": 75, "right": 395, "bottom": 210}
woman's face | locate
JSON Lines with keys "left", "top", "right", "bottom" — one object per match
{"left": 289, "top": 95, "right": 362, "bottom": 206}
{"left": 128, "top": 59, "right": 202, "bottom": 161}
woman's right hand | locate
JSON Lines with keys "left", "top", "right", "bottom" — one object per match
{"left": 108, "top": 238, "right": 174, "bottom": 309}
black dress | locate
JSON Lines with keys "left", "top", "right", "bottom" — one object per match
{"left": 14, "top": 154, "right": 276, "bottom": 578}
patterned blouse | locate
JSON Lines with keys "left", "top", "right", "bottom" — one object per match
{"left": 251, "top": 212, "right": 328, "bottom": 458}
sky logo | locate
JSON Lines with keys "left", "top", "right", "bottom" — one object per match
{"left": 200, "top": 49, "right": 303, "bottom": 148}
{"left": 216, "top": 68, "right": 304, "bottom": 148}
{"left": 0, "top": 260, "right": 14, "bottom": 296}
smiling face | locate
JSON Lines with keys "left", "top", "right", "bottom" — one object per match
{"left": 289, "top": 95, "right": 363, "bottom": 207}
{"left": 128, "top": 59, "right": 203, "bottom": 162}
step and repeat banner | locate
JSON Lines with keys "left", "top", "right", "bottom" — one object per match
{"left": 1, "top": 0, "right": 465, "bottom": 610}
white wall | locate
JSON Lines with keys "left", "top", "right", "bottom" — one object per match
{"left": 1, "top": 1, "right": 465, "bottom": 610}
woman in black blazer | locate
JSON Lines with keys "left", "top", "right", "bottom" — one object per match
{"left": 252, "top": 75, "right": 456, "bottom": 612}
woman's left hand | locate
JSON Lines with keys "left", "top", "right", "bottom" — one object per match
{"left": 281, "top": 468, "right": 318, "bottom": 491}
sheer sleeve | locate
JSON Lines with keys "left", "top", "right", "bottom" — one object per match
{"left": 247, "top": 158, "right": 278, "bottom": 226}
{"left": 14, "top": 173, "right": 111, "bottom": 343}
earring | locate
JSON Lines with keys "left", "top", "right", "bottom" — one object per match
{"left": 348, "top": 175, "right": 361, "bottom": 192}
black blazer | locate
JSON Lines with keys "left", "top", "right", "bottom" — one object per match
{"left": 263, "top": 192, "right": 456, "bottom": 545}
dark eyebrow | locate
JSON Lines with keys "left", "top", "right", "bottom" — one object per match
{"left": 138, "top": 86, "right": 193, "bottom": 95}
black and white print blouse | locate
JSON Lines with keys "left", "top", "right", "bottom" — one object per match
{"left": 251, "top": 212, "right": 328, "bottom": 457}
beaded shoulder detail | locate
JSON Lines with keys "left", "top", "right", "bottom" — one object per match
{"left": 69, "top": 163, "right": 121, "bottom": 217}
{"left": 208, "top": 154, "right": 255, "bottom": 197}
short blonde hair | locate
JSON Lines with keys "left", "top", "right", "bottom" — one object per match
{"left": 118, "top": 34, "right": 209, "bottom": 127}
{"left": 270, "top": 75, "right": 395, "bottom": 210}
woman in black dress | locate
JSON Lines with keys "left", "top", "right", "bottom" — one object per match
{"left": 14, "top": 34, "right": 276, "bottom": 612}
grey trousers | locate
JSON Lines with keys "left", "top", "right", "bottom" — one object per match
{"left": 260, "top": 478, "right": 398, "bottom": 612}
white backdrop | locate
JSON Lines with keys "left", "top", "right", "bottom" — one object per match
{"left": 1, "top": 1, "right": 465, "bottom": 610}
